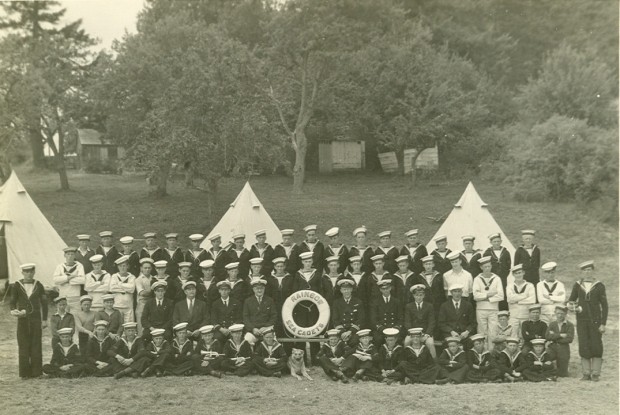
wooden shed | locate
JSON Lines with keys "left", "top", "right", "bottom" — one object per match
{"left": 76, "top": 129, "right": 125, "bottom": 169}
{"left": 318, "top": 140, "right": 366, "bottom": 173}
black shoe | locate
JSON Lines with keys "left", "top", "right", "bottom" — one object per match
{"left": 331, "top": 375, "right": 339, "bottom": 381}
{"left": 591, "top": 375, "right": 600, "bottom": 382}
{"left": 273, "top": 372, "right": 282, "bottom": 378}
{"left": 435, "top": 378, "right": 450, "bottom": 385}
{"left": 581, "top": 374, "right": 591, "bottom": 381}
{"left": 141, "top": 367, "right": 153, "bottom": 378}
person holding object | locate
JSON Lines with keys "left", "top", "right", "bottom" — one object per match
{"left": 568, "top": 260, "right": 608, "bottom": 382}
{"left": 10, "top": 263, "right": 48, "bottom": 379}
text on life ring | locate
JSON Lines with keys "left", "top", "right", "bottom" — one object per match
{"left": 282, "top": 290, "right": 331, "bottom": 338}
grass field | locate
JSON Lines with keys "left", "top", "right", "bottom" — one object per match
{"left": 0, "top": 170, "right": 617, "bottom": 415}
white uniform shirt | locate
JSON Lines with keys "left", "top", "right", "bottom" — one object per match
{"left": 53, "top": 262, "right": 86, "bottom": 298}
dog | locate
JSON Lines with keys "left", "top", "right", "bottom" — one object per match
{"left": 287, "top": 348, "right": 313, "bottom": 380}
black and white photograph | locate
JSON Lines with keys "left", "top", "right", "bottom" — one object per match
{"left": 0, "top": 0, "right": 617, "bottom": 413}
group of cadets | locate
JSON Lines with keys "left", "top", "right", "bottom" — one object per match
{"left": 10, "top": 225, "right": 608, "bottom": 384}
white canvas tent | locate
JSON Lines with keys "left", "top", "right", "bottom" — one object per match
{"left": 0, "top": 171, "right": 66, "bottom": 288}
{"left": 426, "top": 182, "right": 516, "bottom": 258}
{"left": 201, "top": 182, "right": 282, "bottom": 248}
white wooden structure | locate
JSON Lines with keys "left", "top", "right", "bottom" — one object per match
{"left": 318, "top": 141, "right": 365, "bottom": 173}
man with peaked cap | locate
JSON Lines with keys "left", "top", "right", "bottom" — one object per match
{"left": 111, "top": 322, "right": 147, "bottom": 379}
{"left": 393, "top": 255, "right": 416, "bottom": 305}
{"left": 370, "top": 279, "right": 404, "bottom": 346}
{"left": 348, "top": 226, "right": 374, "bottom": 273}
{"left": 341, "top": 255, "right": 370, "bottom": 312}
{"left": 53, "top": 247, "right": 86, "bottom": 313}
{"left": 161, "top": 233, "right": 184, "bottom": 278}
{"left": 321, "top": 256, "right": 344, "bottom": 307}
{"left": 224, "top": 262, "right": 250, "bottom": 302}
{"left": 430, "top": 235, "right": 452, "bottom": 275}
{"left": 139, "top": 232, "right": 165, "bottom": 273}
{"left": 400, "top": 229, "right": 428, "bottom": 276}
{"left": 141, "top": 280, "right": 174, "bottom": 342}
{"left": 75, "top": 234, "right": 95, "bottom": 274}
{"left": 331, "top": 279, "right": 365, "bottom": 347}
{"left": 323, "top": 227, "right": 349, "bottom": 274}
{"left": 472, "top": 256, "right": 503, "bottom": 348}
{"left": 227, "top": 233, "right": 252, "bottom": 280}
{"left": 273, "top": 229, "right": 301, "bottom": 275}
{"left": 185, "top": 234, "right": 209, "bottom": 279}
{"left": 298, "top": 224, "right": 325, "bottom": 271}
{"left": 205, "top": 233, "right": 228, "bottom": 281}
{"left": 568, "top": 260, "right": 608, "bottom": 381}
{"left": 249, "top": 230, "right": 275, "bottom": 277}
{"left": 521, "top": 304, "right": 547, "bottom": 353}
{"left": 196, "top": 260, "right": 219, "bottom": 309}
{"left": 84, "top": 254, "right": 110, "bottom": 312}
{"left": 95, "top": 231, "right": 121, "bottom": 274}
{"left": 483, "top": 233, "right": 511, "bottom": 310}
{"left": 537, "top": 262, "right": 566, "bottom": 324}
{"left": 43, "top": 327, "right": 88, "bottom": 378}
{"left": 49, "top": 296, "right": 75, "bottom": 348}
{"left": 317, "top": 329, "right": 349, "bottom": 383}
{"left": 243, "top": 278, "right": 277, "bottom": 346}
{"left": 210, "top": 280, "right": 243, "bottom": 343}
{"left": 10, "top": 263, "right": 48, "bottom": 379}
{"left": 506, "top": 264, "right": 536, "bottom": 330}
{"left": 410, "top": 255, "right": 446, "bottom": 316}
{"left": 119, "top": 236, "right": 140, "bottom": 277}
{"left": 375, "top": 231, "right": 399, "bottom": 274}
{"left": 252, "top": 327, "right": 287, "bottom": 377}
{"left": 109, "top": 255, "right": 137, "bottom": 323}
{"left": 545, "top": 305, "right": 574, "bottom": 377}
{"left": 442, "top": 251, "right": 474, "bottom": 300}
{"left": 135, "top": 258, "right": 154, "bottom": 335}
{"left": 172, "top": 280, "right": 209, "bottom": 339}
{"left": 459, "top": 235, "right": 482, "bottom": 277}
{"left": 514, "top": 230, "right": 541, "bottom": 287}
{"left": 437, "top": 284, "right": 476, "bottom": 347}
{"left": 404, "top": 284, "right": 437, "bottom": 357}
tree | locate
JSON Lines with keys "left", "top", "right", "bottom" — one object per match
{"left": 0, "top": 1, "right": 93, "bottom": 173}
{"left": 258, "top": 0, "right": 404, "bottom": 193}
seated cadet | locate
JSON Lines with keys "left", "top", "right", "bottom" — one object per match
{"left": 506, "top": 264, "right": 536, "bottom": 331}
{"left": 163, "top": 322, "right": 195, "bottom": 376}
{"left": 489, "top": 310, "right": 519, "bottom": 347}
{"left": 86, "top": 320, "right": 117, "bottom": 377}
{"left": 341, "top": 255, "right": 370, "bottom": 313}
{"left": 521, "top": 304, "right": 547, "bottom": 353}
{"left": 224, "top": 262, "right": 250, "bottom": 303}
{"left": 172, "top": 281, "right": 209, "bottom": 340}
{"left": 221, "top": 324, "right": 254, "bottom": 377}
{"left": 43, "top": 327, "right": 88, "bottom": 378}
{"left": 404, "top": 284, "right": 437, "bottom": 358}
{"left": 537, "top": 262, "right": 566, "bottom": 324}
{"left": 196, "top": 260, "right": 219, "bottom": 310}
{"left": 317, "top": 329, "right": 348, "bottom": 383}
{"left": 210, "top": 280, "right": 243, "bottom": 344}
{"left": 151, "top": 260, "right": 175, "bottom": 301}
{"left": 410, "top": 255, "right": 446, "bottom": 317}
{"left": 50, "top": 296, "right": 75, "bottom": 347}
{"left": 466, "top": 334, "right": 502, "bottom": 383}
{"left": 138, "top": 328, "right": 172, "bottom": 377}
{"left": 437, "top": 284, "right": 476, "bottom": 349}
{"left": 398, "top": 327, "right": 441, "bottom": 385}
{"left": 192, "top": 325, "right": 223, "bottom": 378}
{"left": 112, "top": 322, "right": 146, "bottom": 379}
{"left": 94, "top": 294, "right": 124, "bottom": 340}
{"left": 545, "top": 305, "right": 574, "bottom": 377}
{"left": 331, "top": 279, "right": 365, "bottom": 347}
{"left": 437, "top": 337, "right": 468, "bottom": 384}
{"left": 497, "top": 337, "right": 526, "bottom": 382}
{"left": 243, "top": 278, "right": 277, "bottom": 346}
{"left": 341, "top": 329, "right": 378, "bottom": 381}
{"left": 370, "top": 279, "right": 404, "bottom": 346}
{"left": 523, "top": 338, "right": 557, "bottom": 382}
{"left": 377, "top": 328, "right": 405, "bottom": 385}
{"left": 252, "top": 327, "right": 287, "bottom": 378}
{"left": 141, "top": 281, "right": 174, "bottom": 342}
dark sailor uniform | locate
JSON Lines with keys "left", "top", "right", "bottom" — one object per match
{"left": 342, "top": 343, "right": 379, "bottom": 378}
{"left": 139, "top": 246, "right": 165, "bottom": 265}
{"left": 50, "top": 312, "right": 75, "bottom": 347}
{"left": 86, "top": 335, "right": 117, "bottom": 376}
{"left": 374, "top": 246, "right": 400, "bottom": 274}
{"left": 221, "top": 339, "right": 254, "bottom": 376}
{"left": 10, "top": 279, "right": 48, "bottom": 378}
{"left": 185, "top": 249, "right": 210, "bottom": 279}
{"left": 521, "top": 319, "right": 548, "bottom": 352}
{"left": 397, "top": 345, "right": 440, "bottom": 384}
{"left": 205, "top": 248, "right": 228, "bottom": 281}
{"left": 75, "top": 248, "right": 95, "bottom": 274}
{"left": 133, "top": 339, "right": 172, "bottom": 376}
{"left": 430, "top": 249, "right": 452, "bottom": 275}
{"left": 252, "top": 341, "right": 287, "bottom": 377}
{"left": 482, "top": 246, "right": 511, "bottom": 310}
{"left": 377, "top": 344, "right": 405, "bottom": 382}
{"left": 400, "top": 243, "right": 428, "bottom": 275}
{"left": 165, "top": 339, "right": 196, "bottom": 376}
{"left": 514, "top": 245, "right": 541, "bottom": 286}
{"left": 95, "top": 245, "right": 121, "bottom": 274}
{"left": 299, "top": 240, "right": 326, "bottom": 272}
{"left": 196, "top": 278, "right": 219, "bottom": 311}
{"left": 249, "top": 244, "right": 275, "bottom": 276}
{"left": 321, "top": 273, "right": 342, "bottom": 308}
{"left": 317, "top": 341, "right": 347, "bottom": 378}
{"left": 227, "top": 247, "right": 252, "bottom": 280}
{"left": 43, "top": 342, "right": 88, "bottom": 378}
{"left": 460, "top": 250, "right": 482, "bottom": 278}
{"left": 523, "top": 350, "right": 556, "bottom": 381}
{"left": 193, "top": 338, "right": 224, "bottom": 375}
{"left": 348, "top": 246, "right": 374, "bottom": 274}
{"left": 466, "top": 349, "right": 501, "bottom": 382}
{"left": 273, "top": 243, "right": 301, "bottom": 276}
{"left": 437, "top": 348, "right": 468, "bottom": 383}
{"left": 324, "top": 245, "right": 349, "bottom": 274}
{"left": 161, "top": 247, "right": 184, "bottom": 278}
{"left": 496, "top": 350, "right": 526, "bottom": 380}
{"left": 568, "top": 280, "right": 608, "bottom": 359}
{"left": 545, "top": 319, "right": 574, "bottom": 377}
{"left": 109, "top": 336, "right": 147, "bottom": 376}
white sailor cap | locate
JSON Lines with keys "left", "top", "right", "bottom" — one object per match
{"left": 178, "top": 262, "right": 192, "bottom": 269}
{"left": 370, "top": 254, "right": 385, "bottom": 262}
{"left": 281, "top": 229, "right": 294, "bottom": 236}
{"left": 521, "top": 230, "right": 536, "bottom": 236}
{"left": 249, "top": 257, "right": 263, "bottom": 265}
{"left": 101, "top": 293, "right": 115, "bottom": 301}
{"left": 478, "top": 256, "right": 492, "bottom": 265}
{"left": 352, "top": 226, "right": 367, "bottom": 236}
{"left": 99, "top": 231, "right": 113, "bottom": 238}
{"left": 199, "top": 325, "right": 215, "bottom": 334}
{"left": 461, "top": 235, "right": 475, "bottom": 242}
{"left": 448, "top": 283, "right": 464, "bottom": 291}
{"left": 79, "top": 295, "right": 93, "bottom": 303}
{"left": 528, "top": 304, "right": 541, "bottom": 311}
{"left": 445, "top": 336, "right": 461, "bottom": 344}
{"left": 382, "top": 328, "right": 399, "bottom": 337}
{"left": 94, "top": 320, "right": 109, "bottom": 327}
{"left": 143, "top": 232, "right": 157, "bottom": 239}
{"left": 377, "top": 279, "right": 392, "bottom": 287}
{"left": 272, "top": 257, "right": 286, "bottom": 265}
{"left": 325, "top": 227, "right": 339, "bottom": 237}
{"left": 20, "top": 263, "right": 36, "bottom": 271}
{"left": 303, "top": 225, "right": 317, "bottom": 233}
{"left": 326, "top": 329, "right": 340, "bottom": 337}
{"left": 405, "top": 229, "right": 419, "bottom": 237}
{"left": 57, "top": 327, "right": 73, "bottom": 336}
{"left": 254, "top": 229, "right": 267, "bottom": 237}
{"left": 199, "top": 260, "right": 215, "bottom": 269}
{"left": 348, "top": 255, "right": 362, "bottom": 263}
{"left": 578, "top": 260, "right": 594, "bottom": 270}
{"left": 123, "top": 322, "right": 138, "bottom": 330}
{"left": 531, "top": 338, "right": 546, "bottom": 346}
{"left": 189, "top": 234, "right": 205, "bottom": 241}
{"left": 337, "top": 278, "right": 356, "bottom": 287}
{"left": 229, "top": 323, "right": 244, "bottom": 332}
{"left": 410, "top": 284, "right": 426, "bottom": 293}
{"left": 446, "top": 251, "right": 461, "bottom": 261}
{"left": 377, "top": 231, "right": 391, "bottom": 238}
{"left": 140, "top": 257, "right": 154, "bottom": 265}
{"left": 299, "top": 252, "right": 313, "bottom": 261}
{"left": 470, "top": 334, "right": 486, "bottom": 342}
{"left": 505, "top": 337, "right": 519, "bottom": 344}
{"left": 497, "top": 310, "right": 510, "bottom": 317}
{"left": 77, "top": 234, "right": 91, "bottom": 241}
{"left": 541, "top": 262, "right": 557, "bottom": 271}
{"left": 357, "top": 329, "right": 371, "bottom": 337}
{"left": 216, "top": 280, "right": 231, "bottom": 289}
{"left": 150, "top": 328, "right": 165, "bottom": 337}
{"left": 63, "top": 246, "right": 78, "bottom": 253}
{"left": 115, "top": 255, "right": 129, "bottom": 265}
{"left": 396, "top": 255, "right": 409, "bottom": 263}
{"left": 208, "top": 233, "right": 222, "bottom": 241}
{"left": 421, "top": 255, "right": 434, "bottom": 263}
{"left": 54, "top": 296, "right": 67, "bottom": 303}
{"left": 165, "top": 233, "right": 178, "bottom": 239}
{"left": 225, "top": 262, "right": 239, "bottom": 270}
{"left": 488, "top": 232, "right": 501, "bottom": 241}
{"left": 231, "top": 233, "right": 245, "bottom": 240}
{"left": 119, "top": 236, "right": 134, "bottom": 244}
{"left": 173, "top": 322, "right": 188, "bottom": 332}
{"left": 408, "top": 327, "right": 423, "bottom": 335}
{"left": 154, "top": 260, "right": 168, "bottom": 268}
{"left": 434, "top": 235, "right": 447, "bottom": 243}
{"left": 325, "top": 255, "right": 339, "bottom": 264}
{"left": 511, "top": 264, "right": 524, "bottom": 272}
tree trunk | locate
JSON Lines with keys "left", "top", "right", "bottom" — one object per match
{"left": 292, "top": 128, "right": 307, "bottom": 195}
{"left": 409, "top": 149, "right": 424, "bottom": 189}
{"left": 206, "top": 177, "right": 219, "bottom": 225}
{"left": 396, "top": 146, "right": 406, "bottom": 176}
{"left": 29, "top": 128, "right": 45, "bottom": 169}
{"left": 184, "top": 161, "right": 194, "bottom": 188}
{"left": 155, "top": 164, "right": 169, "bottom": 197}
{"left": 56, "top": 121, "right": 70, "bottom": 191}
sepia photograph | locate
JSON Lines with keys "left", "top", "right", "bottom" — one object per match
{"left": 0, "top": 0, "right": 617, "bottom": 413}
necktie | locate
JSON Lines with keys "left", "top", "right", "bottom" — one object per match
{"left": 385, "top": 297, "right": 388, "bottom": 304}
{"left": 158, "top": 301, "right": 162, "bottom": 308}
{"left": 189, "top": 300, "right": 194, "bottom": 315}
{"left": 455, "top": 302, "right": 459, "bottom": 311}
{"left": 224, "top": 300, "right": 228, "bottom": 307}
{"left": 417, "top": 303, "right": 421, "bottom": 312}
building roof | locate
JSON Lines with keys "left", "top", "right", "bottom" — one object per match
{"left": 78, "top": 129, "right": 115, "bottom": 146}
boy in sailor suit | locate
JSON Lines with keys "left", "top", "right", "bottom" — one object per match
{"left": 53, "top": 247, "right": 85, "bottom": 313}
{"left": 109, "top": 255, "right": 136, "bottom": 323}
{"left": 317, "top": 329, "right": 348, "bottom": 383}
{"left": 399, "top": 229, "right": 427, "bottom": 276}
{"left": 323, "top": 227, "right": 349, "bottom": 274}
{"left": 252, "top": 327, "right": 287, "bottom": 377}
{"left": 536, "top": 262, "right": 566, "bottom": 323}
{"left": 84, "top": 254, "right": 110, "bottom": 312}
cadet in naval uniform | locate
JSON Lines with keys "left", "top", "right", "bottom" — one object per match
{"left": 249, "top": 230, "right": 275, "bottom": 277}
{"left": 483, "top": 233, "right": 511, "bottom": 310}
{"left": 185, "top": 234, "right": 210, "bottom": 280}
{"left": 514, "top": 230, "right": 541, "bottom": 287}
{"left": 52, "top": 247, "right": 85, "bottom": 313}
{"left": 374, "top": 231, "right": 400, "bottom": 274}
{"left": 399, "top": 229, "right": 427, "bottom": 276}
{"left": 95, "top": 231, "right": 121, "bottom": 274}
{"left": 323, "top": 227, "right": 349, "bottom": 274}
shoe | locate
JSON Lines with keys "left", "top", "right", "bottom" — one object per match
{"left": 362, "top": 376, "right": 369, "bottom": 381}
{"left": 591, "top": 375, "right": 600, "bottom": 382}
{"left": 435, "top": 378, "right": 450, "bottom": 385}
{"left": 141, "top": 367, "right": 153, "bottom": 378}
{"left": 581, "top": 374, "right": 591, "bottom": 381}
{"left": 403, "top": 378, "right": 411, "bottom": 385}
{"left": 114, "top": 371, "right": 125, "bottom": 380}
{"left": 210, "top": 371, "right": 222, "bottom": 379}
{"left": 156, "top": 370, "right": 164, "bottom": 377}
{"left": 332, "top": 375, "right": 339, "bottom": 381}
{"left": 341, "top": 377, "right": 349, "bottom": 384}
{"left": 272, "top": 372, "right": 282, "bottom": 378}
{"left": 131, "top": 372, "right": 139, "bottom": 378}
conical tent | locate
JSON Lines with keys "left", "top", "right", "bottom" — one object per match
{"left": 201, "top": 182, "right": 282, "bottom": 249}
{"left": 426, "top": 182, "right": 515, "bottom": 258}
{"left": 0, "top": 171, "right": 66, "bottom": 288}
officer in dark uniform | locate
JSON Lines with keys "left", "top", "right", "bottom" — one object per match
{"left": 331, "top": 279, "right": 365, "bottom": 347}
{"left": 10, "top": 263, "right": 48, "bottom": 379}
{"left": 141, "top": 280, "right": 174, "bottom": 341}
{"left": 370, "top": 279, "right": 403, "bottom": 346}
{"left": 210, "top": 280, "right": 243, "bottom": 344}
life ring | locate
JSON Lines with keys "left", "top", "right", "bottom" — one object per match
{"left": 282, "top": 290, "right": 331, "bottom": 338}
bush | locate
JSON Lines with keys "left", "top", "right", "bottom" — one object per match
{"left": 503, "top": 115, "right": 618, "bottom": 222}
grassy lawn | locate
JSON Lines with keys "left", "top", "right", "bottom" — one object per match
{"left": 0, "top": 169, "right": 617, "bottom": 414}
